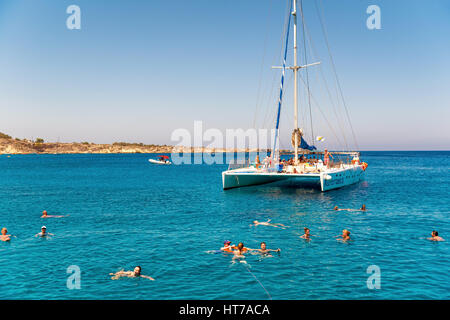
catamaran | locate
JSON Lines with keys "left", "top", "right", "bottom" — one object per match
{"left": 222, "top": 0, "right": 367, "bottom": 191}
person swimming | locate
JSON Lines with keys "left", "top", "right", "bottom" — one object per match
{"left": 250, "top": 219, "right": 288, "bottom": 229}
{"left": 300, "top": 227, "right": 312, "bottom": 240}
{"left": 428, "top": 230, "right": 444, "bottom": 242}
{"left": 35, "top": 226, "right": 54, "bottom": 237}
{"left": 334, "top": 205, "right": 366, "bottom": 212}
{"left": 337, "top": 229, "right": 351, "bottom": 241}
{"left": 221, "top": 240, "right": 234, "bottom": 253}
{"left": 232, "top": 242, "right": 250, "bottom": 263}
{"left": 1, "top": 228, "right": 11, "bottom": 242}
{"left": 110, "top": 266, "right": 154, "bottom": 280}
{"left": 41, "top": 210, "right": 67, "bottom": 218}
{"left": 251, "top": 242, "right": 280, "bottom": 256}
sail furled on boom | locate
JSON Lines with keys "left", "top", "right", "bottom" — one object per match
{"left": 271, "top": 0, "right": 293, "bottom": 162}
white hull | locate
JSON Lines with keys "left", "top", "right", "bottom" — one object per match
{"left": 149, "top": 159, "right": 171, "bottom": 165}
{"left": 222, "top": 165, "right": 364, "bottom": 191}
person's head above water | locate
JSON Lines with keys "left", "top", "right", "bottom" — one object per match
{"left": 224, "top": 240, "right": 231, "bottom": 246}
{"left": 253, "top": 220, "right": 258, "bottom": 224}
{"left": 41, "top": 226, "right": 47, "bottom": 233}
{"left": 361, "top": 204, "right": 366, "bottom": 211}
{"left": 334, "top": 206, "right": 339, "bottom": 210}
{"left": 134, "top": 266, "right": 141, "bottom": 276}
{"left": 304, "top": 227, "right": 310, "bottom": 234}
{"left": 260, "top": 242, "right": 266, "bottom": 250}
{"left": 343, "top": 229, "right": 350, "bottom": 236}
{"left": 237, "top": 242, "right": 244, "bottom": 250}
{"left": 1, "top": 228, "right": 7, "bottom": 235}
{"left": 432, "top": 230, "right": 438, "bottom": 237}
{"left": 42, "top": 210, "right": 47, "bottom": 216}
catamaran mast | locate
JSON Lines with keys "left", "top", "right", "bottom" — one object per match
{"left": 293, "top": 0, "right": 299, "bottom": 164}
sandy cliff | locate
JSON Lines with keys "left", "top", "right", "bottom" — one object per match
{"left": 0, "top": 136, "right": 275, "bottom": 155}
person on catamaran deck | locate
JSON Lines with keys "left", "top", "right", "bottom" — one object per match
{"left": 323, "top": 149, "right": 334, "bottom": 168}
{"left": 41, "top": 210, "right": 68, "bottom": 218}
{"left": 428, "top": 231, "right": 444, "bottom": 242}
{"left": 35, "top": 226, "right": 53, "bottom": 237}
{"left": 221, "top": 240, "right": 234, "bottom": 253}
{"left": 1, "top": 228, "right": 11, "bottom": 242}
{"left": 337, "top": 229, "right": 351, "bottom": 242}
{"left": 250, "top": 242, "right": 280, "bottom": 256}
{"left": 250, "top": 219, "right": 288, "bottom": 229}
{"left": 110, "top": 266, "right": 154, "bottom": 280}
{"left": 255, "top": 155, "right": 260, "bottom": 168}
{"left": 300, "top": 227, "right": 313, "bottom": 240}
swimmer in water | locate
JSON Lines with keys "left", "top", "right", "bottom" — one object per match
{"left": 300, "top": 227, "right": 313, "bottom": 240}
{"left": 110, "top": 266, "right": 154, "bottom": 280}
{"left": 334, "top": 205, "right": 366, "bottom": 212}
{"left": 250, "top": 242, "right": 280, "bottom": 256}
{"left": 232, "top": 242, "right": 250, "bottom": 263}
{"left": 428, "top": 230, "right": 444, "bottom": 242}
{"left": 221, "top": 240, "right": 234, "bottom": 253}
{"left": 250, "top": 219, "right": 288, "bottom": 229}
{"left": 41, "top": 210, "right": 67, "bottom": 218}
{"left": 1, "top": 228, "right": 11, "bottom": 242}
{"left": 336, "top": 229, "right": 351, "bottom": 242}
{"left": 35, "top": 226, "right": 54, "bottom": 237}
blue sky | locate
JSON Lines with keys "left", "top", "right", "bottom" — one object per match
{"left": 0, "top": 0, "right": 449, "bottom": 150}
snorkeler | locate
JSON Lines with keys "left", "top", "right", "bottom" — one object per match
{"left": 35, "top": 226, "right": 54, "bottom": 237}
{"left": 110, "top": 266, "right": 154, "bottom": 280}
{"left": 428, "top": 231, "right": 444, "bottom": 242}
{"left": 41, "top": 210, "right": 67, "bottom": 218}
{"left": 336, "top": 229, "right": 351, "bottom": 241}
{"left": 250, "top": 242, "right": 280, "bottom": 255}
{"left": 1, "top": 228, "right": 11, "bottom": 242}
{"left": 221, "top": 240, "right": 234, "bottom": 253}
{"left": 250, "top": 219, "right": 288, "bottom": 229}
{"left": 300, "top": 227, "right": 313, "bottom": 240}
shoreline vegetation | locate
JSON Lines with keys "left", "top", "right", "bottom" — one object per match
{"left": 0, "top": 132, "right": 283, "bottom": 155}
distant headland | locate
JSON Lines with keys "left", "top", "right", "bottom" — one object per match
{"left": 0, "top": 132, "right": 277, "bottom": 154}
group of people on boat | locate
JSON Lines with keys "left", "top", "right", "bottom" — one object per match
{"left": 254, "top": 149, "right": 338, "bottom": 173}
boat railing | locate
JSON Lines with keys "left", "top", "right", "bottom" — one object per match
{"left": 228, "top": 159, "right": 252, "bottom": 170}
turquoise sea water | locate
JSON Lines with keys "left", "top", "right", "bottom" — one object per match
{"left": 0, "top": 151, "right": 449, "bottom": 300}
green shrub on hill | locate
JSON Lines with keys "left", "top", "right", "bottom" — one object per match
{"left": 0, "top": 132, "right": 12, "bottom": 139}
